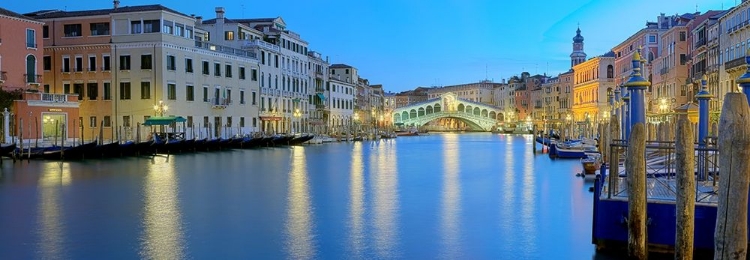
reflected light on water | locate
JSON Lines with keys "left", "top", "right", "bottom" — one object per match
{"left": 140, "top": 158, "right": 185, "bottom": 259}
{"left": 348, "top": 142, "right": 365, "bottom": 256}
{"left": 500, "top": 136, "right": 516, "bottom": 230}
{"left": 520, "top": 135, "right": 538, "bottom": 252}
{"left": 37, "top": 163, "right": 72, "bottom": 259}
{"left": 440, "top": 134, "right": 462, "bottom": 258}
{"left": 285, "top": 146, "right": 316, "bottom": 259}
{"left": 372, "top": 140, "right": 399, "bottom": 258}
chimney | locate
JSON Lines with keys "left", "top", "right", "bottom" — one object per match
{"left": 215, "top": 7, "right": 225, "bottom": 20}
{"left": 196, "top": 16, "right": 203, "bottom": 24}
{"left": 113, "top": 0, "right": 120, "bottom": 9}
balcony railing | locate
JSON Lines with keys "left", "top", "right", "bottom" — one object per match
{"left": 0, "top": 71, "right": 6, "bottom": 82}
{"left": 41, "top": 93, "right": 70, "bottom": 102}
{"left": 241, "top": 39, "right": 280, "bottom": 52}
{"left": 196, "top": 40, "right": 257, "bottom": 59}
{"left": 211, "top": 98, "right": 230, "bottom": 109}
{"left": 24, "top": 74, "right": 42, "bottom": 84}
{"left": 725, "top": 56, "right": 747, "bottom": 71}
{"left": 694, "top": 38, "right": 706, "bottom": 49}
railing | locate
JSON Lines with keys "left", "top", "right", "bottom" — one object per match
{"left": 694, "top": 38, "right": 706, "bottom": 49}
{"left": 659, "top": 67, "right": 668, "bottom": 75}
{"left": 241, "top": 39, "right": 280, "bottom": 52}
{"left": 724, "top": 56, "right": 746, "bottom": 71}
{"left": 24, "top": 74, "right": 42, "bottom": 84}
{"left": 211, "top": 98, "right": 230, "bottom": 108}
{"left": 602, "top": 139, "right": 720, "bottom": 204}
{"left": 41, "top": 93, "right": 70, "bottom": 102}
{"left": 196, "top": 40, "right": 257, "bottom": 59}
{"left": 0, "top": 71, "right": 6, "bottom": 82}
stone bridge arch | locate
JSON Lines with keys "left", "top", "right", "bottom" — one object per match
{"left": 391, "top": 92, "right": 506, "bottom": 131}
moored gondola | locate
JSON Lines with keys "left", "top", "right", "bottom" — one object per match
{"left": 42, "top": 141, "right": 98, "bottom": 160}
{"left": 89, "top": 141, "right": 122, "bottom": 159}
{"left": 0, "top": 143, "right": 16, "bottom": 157}
{"left": 288, "top": 134, "right": 315, "bottom": 145}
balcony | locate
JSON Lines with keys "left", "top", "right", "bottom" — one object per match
{"left": 0, "top": 71, "right": 6, "bottom": 83}
{"left": 23, "top": 92, "right": 79, "bottom": 107}
{"left": 41, "top": 93, "right": 73, "bottom": 102}
{"left": 241, "top": 39, "right": 280, "bottom": 52}
{"left": 315, "top": 104, "right": 326, "bottom": 109}
{"left": 195, "top": 40, "right": 257, "bottom": 59}
{"left": 211, "top": 98, "right": 230, "bottom": 109}
{"left": 725, "top": 56, "right": 747, "bottom": 71}
{"left": 659, "top": 67, "right": 669, "bottom": 75}
{"left": 24, "top": 74, "right": 42, "bottom": 85}
{"left": 694, "top": 38, "right": 706, "bottom": 49}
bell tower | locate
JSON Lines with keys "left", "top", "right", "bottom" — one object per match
{"left": 570, "top": 26, "right": 587, "bottom": 67}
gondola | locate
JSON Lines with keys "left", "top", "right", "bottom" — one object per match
{"left": 288, "top": 135, "right": 315, "bottom": 145}
{"left": 217, "top": 138, "right": 232, "bottom": 150}
{"left": 159, "top": 138, "right": 184, "bottom": 154}
{"left": 0, "top": 143, "right": 16, "bottom": 157}
{"left": 42, "top": 141, "right": 98, "bottom": 160}
{"left": 182, "top": 138, "right": 196, "bottom": 153}
{"left": 117, "top": 141, "right": 136, "bottom": 157}
{"left": 88, "top": 141, "right": 122, "bottom": 159}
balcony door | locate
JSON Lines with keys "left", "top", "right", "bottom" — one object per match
{"left": 26, "top": 55, "right": 36, "bottom": 83}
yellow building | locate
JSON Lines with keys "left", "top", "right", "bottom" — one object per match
{"left": 571, "top": 52, "right": 616, "bottom": 125}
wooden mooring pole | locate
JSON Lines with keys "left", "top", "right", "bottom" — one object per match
{"left": 714, "top": 93, "right": 750, "bottom": 260}
{"left": 627, "top": 123, "right": 647, "bottom": 259}
{"left": 532, "top": 124, "right": 537, "bottom": 153}
{"left": 609, "top": 116, "right": 620, "bottom": 195}
{"left": 675, "top": 114, "right": 695, "bottom": 260}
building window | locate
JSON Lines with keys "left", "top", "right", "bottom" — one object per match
{"left": 141, "top": 82, "right": 151, "bottom": 99}
{"left": 167, "top": 83, "right": 176, "bottom": 100}
{"left": 64, "top": 83, "right": 70, "bottom": 94}
{"left": 202, "top": 61, "right": 209, "bottom": 75}
{"left": 74, "top": 83, "right": 84, "bottom": 98}
{"left": 166, "top": 55, "right": 176, "bottom": 70}
{"left": 75, "top": 56, "right": 83, "bottom": 72}
{"left": 680, "top": 54, "right": 687, "bottom": 65}
{"left": 62, "top": 57, "right": 71, "bottom": 72}
{"left": 131, "top": 21, "right": 142, "bottom": 34}
{"left": 103, "top": 82, "right": 111, "bottom": 100}
{"left": 63, "top": 24, "right": 82, "bottom": 37}
{"left": 43, "top": 56, "right": 51, "bottom": 71}
{"left": 240, "top": 117, "right": 245, "bottom": 128}
{"left": 163, "top": 21, "right": 173, "bottom": 34}
{"left": 252, "top": 91, "right": 256, "bottom": 105}
{"left": 90, "top": 22, "right": 110, "bottom": 36}
{"left": 119, "top": 55, "right": 130, "bottom": 70}
{"left": 90, "top": 117, "right": 97, "bottom": 128}
{"left": 185, "top": 58, "right": 193, "bottom": 73}
{"left": 87, "top": 82, "right": 98, "bottom": 100}
{"left": 251, "top": 69, "right": 258, "bottom": 81}
{"left": 89, "top": 56, "right": 97, "bottom": 71}
{"left": 103, "top": 116, "right": 111, "bottom": 127}
{"left": 26, "top": 29, "right": 36, "bottom": 48}
{"left": 203, "top": 86, "right": 209, "bottom": 102}
{"left": 186, "top": 85, "right": 194, "bottom": 101}
{"left": 224, "top": 31, "right": 234, "bottom": 40}
{"left": 239, "top": 67, "right": 246, "bottom": 79}
{"left": 143, "top": 20, "right": 160, "bottom": 33}
{"left": 240, "top": 90, "right": 245, "bottom": 104}
{"left": 103, "top": 56, "right": 111, "bottom": 71}
{"left": 123, "top": 116, "right": 131, "bottom": 127}
{"left": 141, "top": 54, "right": 152, "bottom": 69}
{"left": 252, "top": 117, "right": 257, "bottom": 127}
{"left": 42, "top": 25, "right": 49, "bottom": 38}
{"left": 274, "top": 55, "right": 278, "bottom": 68}
{"left": 186, "top": 116, "right": 193, "bottom": 127}
{"left": 225, "top": 64, "right": 232, "bottom": 78}
{"left": 679, "top": 31, "right": 686, "bottom": 41}
{"left": 649, "top": 35, "right": 656, "bottom": 43}
{"left": 214, "top": 63, "right": 221, "bottom": 76}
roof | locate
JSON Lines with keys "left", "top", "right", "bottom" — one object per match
{"left": 330, "top": 64, "right": 354, "bottom": 69}
{"left": 142, "top": 116, "right": 187, "bottom": 126}
{"left": 24, "top": 5, "right": 192, "bottom": 20}
{"left": 0, "top": 7, "right": 42, "bottom": 23}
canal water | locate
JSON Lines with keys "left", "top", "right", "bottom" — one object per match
{"left": 0, "top": 133, "right": 610, "bottom": 259}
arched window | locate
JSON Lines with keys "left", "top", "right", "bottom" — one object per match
{"left": 26, "top": 55, "right": 37, "bottom": 83}
{"left": 607, "top": 65, "right": 614, "bottom": 78}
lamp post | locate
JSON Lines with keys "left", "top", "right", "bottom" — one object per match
{"left": 565, "top": 113, "right": 572, "bottom": 140}
{"left": 153, "top": 100, "right": 168, "bottom": 135}
{"left": 293, "top": 108, "right": 301, "bottom": 134}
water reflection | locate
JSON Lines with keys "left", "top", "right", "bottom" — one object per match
{"left": 285, "top": 146, "right": 316, "bottom": 259}
{"left": 500, "top": 136, "right": 516, "bottom": 230}
{"left": 371, "top": 141, "right": 399, "bottom": 258}
{"left": 440, "top": 134, "right": 462, "bottom": 258}
{"left": 140, "top": 158, "right": 185, "bottom": 259}
{"left": 36, "top": 163, "right": 72, "bottom": 259}
{"left": 348, "top": 142, "right": 365, "bottom": 257}
{"left": 520, "top": 135, "right": 538, "bottom": 252}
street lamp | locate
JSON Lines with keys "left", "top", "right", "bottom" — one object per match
{"left": 154, "top": 100, "right": 168, "bottom": 117}
{"left": 293, "top": 108, "right": 301, "bottom": 133}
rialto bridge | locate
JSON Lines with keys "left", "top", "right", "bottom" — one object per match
{"left": 392, "top": 92, "right": 506, "bottom": 131}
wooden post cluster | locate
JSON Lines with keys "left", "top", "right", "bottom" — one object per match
{"left": 627, "top": 123, "right": 647, "bottom": 259}
{"left": 674, "top": 114, "right": 695, "bottom": 260}
{"left": 714, "top": 93, "right": 750, "bottom": 260}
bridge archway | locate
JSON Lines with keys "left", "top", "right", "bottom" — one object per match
{"left": 392, "top": 92, "right": 506, "bottom": 131}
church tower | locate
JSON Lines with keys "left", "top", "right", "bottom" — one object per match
{"left": 570, "top": 27, "right": 586, "bottom": 67}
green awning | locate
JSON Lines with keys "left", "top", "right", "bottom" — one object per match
{"left": 142, "top": 116, "right": 187, "bottom": 126}
{"left": 316, "top": 93, "right": 326, "bottom": 101}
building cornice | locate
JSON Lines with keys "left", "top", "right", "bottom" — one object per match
{"left": 0, "top": 14, "right": 45, "bottom": 25}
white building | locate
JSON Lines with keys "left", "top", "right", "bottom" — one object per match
{"left": 328, "top": 64, "right": 356, "bottom": 132}
{"left": 110, "top": 5, "right": 260, "bottom": 140}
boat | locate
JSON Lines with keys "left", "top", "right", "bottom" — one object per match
{"left": 581, "top": 153, "right": 602, "bottom": 175}
{"left": 288, "top": 134, "right": 315, "bottom": 145}
{"left": 0, "top": 143, "right": 16, "bottom": 157}
{"left": 42, "top": 141, "right": 98, "bottom": 160}
{"left": 549, "top": 142, "right": 597, "bottom": 159}
{"left": 88, "top": 141, "right": 122, "bottom": 159}
{"left": 395, "top": 131, "right": 419, "bottom": 136}
{"left": 503, "top": 123, "right": 517, "bottom": 133}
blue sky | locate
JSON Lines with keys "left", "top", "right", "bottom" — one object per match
{"left": 6, "top": 0, "right": 731, "bottom": 92}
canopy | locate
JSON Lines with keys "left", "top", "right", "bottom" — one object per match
{"left": 142, "top": 116, "right": 187, "bottom": 126}
{"left": 316, "top": 93, "right": 326, "bottom": 101}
